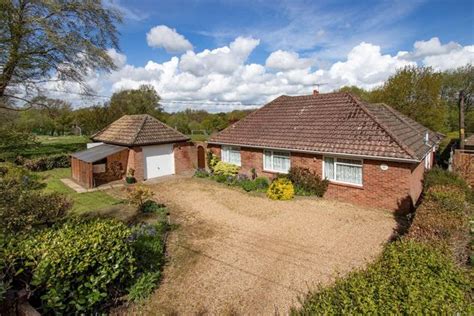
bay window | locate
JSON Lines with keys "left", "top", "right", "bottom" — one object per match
{"left": 323, "top": 157, "right": 363, "bottom": 186}
{"left": 221, "top": 146, "right": 241, "bottom": 166}
{"left": 263, "top": 150, "right": 290, "bottom": 173}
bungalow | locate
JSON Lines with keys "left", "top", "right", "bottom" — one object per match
{"left": 70, "top": 114, "right": 196, "bottom": 188}
{"left": 208, "top": 91, "right": 443, "bottom": 212}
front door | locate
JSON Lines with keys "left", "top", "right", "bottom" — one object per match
{"left": 197, "top": 146, "right": 205, "bottom": 169}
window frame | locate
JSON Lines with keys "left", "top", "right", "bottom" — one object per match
{"left": 263, "top": 149, "right": 291, "bottom": 173}
{"left": 221, "top": 145, "right": 241, "bottom": 166}
{"left": 322, "top": 156, "right": 363, "bottom": 187}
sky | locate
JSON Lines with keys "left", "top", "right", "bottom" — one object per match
{"left": 47, "top": 0, "right": 474, "bottom": 112}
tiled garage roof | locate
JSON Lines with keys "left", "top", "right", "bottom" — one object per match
{"left": 92, "top": 114, "right": 189, "bottom": 146}
{"left": 209, "top": 92, "right": 442, "bottom": 161}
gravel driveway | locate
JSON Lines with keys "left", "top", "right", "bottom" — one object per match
{"left": 129, "top": 178, "right": 396, "bottom": 315}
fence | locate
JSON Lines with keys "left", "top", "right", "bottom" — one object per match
{"left": 452, "top": 149, "right": 474, "bottom": 186}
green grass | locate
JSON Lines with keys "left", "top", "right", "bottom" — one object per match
{"left": 1, "top": 135, "right": 89, "bottom": 161}
{"left": 38, "top": 168, "right": 123, "bottom": 214}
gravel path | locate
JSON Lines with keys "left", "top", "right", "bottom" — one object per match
{"left": 125, "top": 178, "right": 396, "bottom": 315}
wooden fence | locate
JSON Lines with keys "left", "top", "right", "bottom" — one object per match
{"left": 453, "top": 149, "right": 474, "bottom": 186}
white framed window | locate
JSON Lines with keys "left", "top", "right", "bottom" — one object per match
{"left": 323, "top": 156, "right": 363, "bottom": 186}
{"left": 263, "top": 150, "right": 290, "bottom": 173}
{"left": 221, "top": 146, "right": 241, "bottom": 166}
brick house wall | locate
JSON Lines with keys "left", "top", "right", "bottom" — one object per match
{"left": 208, "top": 144, "right": 428, "bottom": 213}
{"left": 127, "top": 147, "right": 144, "bottom": 181}
{"left": 174, "top": 141, "right": 197, "bottom": 174}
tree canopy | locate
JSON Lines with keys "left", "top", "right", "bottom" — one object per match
{"left": 0, "top": 0, "right": 122, "bottom": 109}
{"left": 108, "top": 85, "right": 163, "bottom": 121}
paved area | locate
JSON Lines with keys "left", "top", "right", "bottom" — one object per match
{"left": 121, "top": 178, "right": 397, "bottom": 315}
{"left": 60, "top": 178, "right": 124, "bottom": 193}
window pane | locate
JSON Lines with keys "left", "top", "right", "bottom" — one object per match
{"left": 264, "top": 151, "right": 272, "bottom": 170}
{"left": 336, "top": 164, "right": 362, "bottom": 185}
{"left": 273, "top": 155, "right": 290, "bottom": 172}
{"left": 324, "top": 157, "right": 335, "bottom": 180}
{"left": 273, "top": 151, "right": 290, "bottom": 157}
{"left": 222, "top": 147, "right": 229, "bottom": 162}
{"left": 230, "top": 150, "right": 241, "bottom": 165}
{"left": 337, "top": 158, "right": 362, "bottom": 165}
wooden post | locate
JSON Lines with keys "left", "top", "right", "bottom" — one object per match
{"left": 459, "top": 90, "right": 465, "bottom": 150}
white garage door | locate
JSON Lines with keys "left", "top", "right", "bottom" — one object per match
{"left": 143, "top": 144, "right": 175, "bottom": 179}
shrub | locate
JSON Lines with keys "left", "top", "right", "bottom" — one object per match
{"left": 288, "top": 167, "right": 328, "bottom": 197}
{"left": 140, "top": 200, "right": 166, "bottom": 213}
{"left": 407, "top": 185, "right": 470, "bottom": 264}
{"left": 0, "top": 165, "right": 71, "bottom": 231}
{"left": 127, "top": 271, "right": 161, "bottom": 302}
{"left": 254, "top": 177, "right": 270, "bottom": 191}
{"left": 194, "top": 168, "right": 209, "bottom": 178}
{"left": 22, "top": 154, "right": 70, "bottom": 171}
{"left": 213, "top": 161, "right": 240, "bottom": 177}
{"left": 267, "top": 178, "right": 294, "bottom": 200}
{"left": 240, "top": 179, "right": 257, "bottom": 192}
{"left": 130, "top": 222, "right": 168, "bottom": 273}
{"left": 4, "top": 218, "right": 136, "bottom": 314}
{"left": 127, "top": 185, "right": 154, "bottom": 210}
{"left": 213, "top": 174, "right": 227, "bottom": 183}
{"left": 424, "top": 167, "right": 473, "bottom": 203}
{"left": 206, "top": 152, "right": 219, "bottom": 172}
{"left": 294, "top": 241, "right": 472, "bottom": 315}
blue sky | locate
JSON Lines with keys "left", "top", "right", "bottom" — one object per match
{"left": 115, "top": 0, "right": 473, "bottom": 66}
{"left": 51, "top": 0, "right": 473, "bottom": 111}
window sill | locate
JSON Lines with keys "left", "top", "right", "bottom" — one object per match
{"left": 328, "top": 180, "right": 364, "bottom": 189}
{"left": 263, "top": 169, "right": 288, "bottom": 174}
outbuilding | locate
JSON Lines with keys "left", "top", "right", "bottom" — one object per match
{"left": 71, "top": 114, "right": 196, "bottom": 188}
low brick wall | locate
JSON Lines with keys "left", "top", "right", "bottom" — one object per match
{"left": 174, "top": 141, "right": 197, "bottom": 174}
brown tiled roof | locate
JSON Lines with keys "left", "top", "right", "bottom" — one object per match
{"left": 91, "top": 114, "right": 189, "bottom": 146}
{"left": 209, "top": 92, "right": 442, "bottom": 161}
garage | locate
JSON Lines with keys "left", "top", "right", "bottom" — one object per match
{"left": 143, "top": 144, "right": 175, "bottom": 179}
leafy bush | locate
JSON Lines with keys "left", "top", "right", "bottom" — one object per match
{"left": 294, "top": 241, "right": 472, "bottom": 315}
{"left": 206, "top": 151, "right": 219, "bottom": 172}
{"left": 240, "top": 179, "right": 257, "bottom": 192}
{"left": 194, "top": 168, "right": 209, "bottom": 178}
{"left": 130, "top": 222, "right": 168, "bottom": 273}
{"left": 4, "top": 219, "right": 136, "bottom": 314}
{"left": 254, "top": 177, "right": 269, "bottom": 191}
{"left": 213, "top": 161, "right": 240, "bottom": 177}
{"left": 267, "top": 178, "right": 295, "bottom": 200}
{"left": 213, "top": 174, "right": 228, "bottom": 183}
{"left": 0, "top": 164, "right": 71, "bottom": 231}
{"left": 140, "top": 200, "right": 166, "bottom": 213}
{"left": 127, "top": 185, "right": 154, "bottom": 210}
{"left": 424, "top": 167, "right": 473, "bottom": 203}
{"left": 288, "top": 167, "right": 329, "bottom": 197}
{"left": 127, "top": 271, "right": 161, "bottom": 302}
{"left": 22, "top": 154, "right": 70, "bottom": 171}
{"left": 407, "top": 184, "right": 470, "bottom": 264}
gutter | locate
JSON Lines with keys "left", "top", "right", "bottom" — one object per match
{"left": 207, "top": 141, "right": 422, "bottom": 164}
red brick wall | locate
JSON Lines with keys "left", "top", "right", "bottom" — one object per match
{"left": 210, "top": 145, "right": 426, "bottom": 213}
{"left": 127, "top": 147, "right": 144, "bottom": 181}
{"left": 174, "top": 141, "right": 197, "bottom": 174}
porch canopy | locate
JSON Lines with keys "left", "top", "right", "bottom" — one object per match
{"left": 70, "top": 144, "right": 128, "bottom": 189}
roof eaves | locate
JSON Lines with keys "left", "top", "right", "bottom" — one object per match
{"left": 348, "top": 94, "right": 418, "bottom": 160}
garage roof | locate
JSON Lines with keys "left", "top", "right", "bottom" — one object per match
{"left": 71, "top": 144, "right": 127, "bottom": 163}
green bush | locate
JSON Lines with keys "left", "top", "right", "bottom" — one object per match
{"left": 194, "top": 168, "right": 209, "bottom": 178}
{"left": 407, "top": 184, "right": 470, "bottom": 264}
{"left": 213, "top": 161, "right": 240, "bottom": 177}
{"left": 424, "top": 167, "right": 473, "bottom": 203}
{"left": 131, "top": 222, "right": 168, "bottom": 273}
{"left": 22, "top": 154, "right": 70, "bottom": 171}
{"left": 4, "top": 218, "right": 136, "bottom": 314}
{"left": 294, "top": 241, "right": 472, "bottom": 315}
{"left": 206, "top": 152, "right": 219, "bottom": 172}
{"left": 288, "top": 167, "right": 329, "bottom": 197}
{"left": 127, "top": 272, "right": 161, "bottom": 302}
{"left": 254, "top": 177, "right": 270, "bottom": 191}
{"left": 267, "top": 178, "right": 295, "bottom": 200}
{"left": 240, "top": 179, "right": 257, "bottom": 192}
{"left": 140, "top": 200, "right": 166, "bottom": 214}
{"left": 0, "top": 164, "right": 71, "bottom": 231}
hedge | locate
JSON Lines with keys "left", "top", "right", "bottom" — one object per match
{"left": 20, "top": 154, "right": 70, "bottom": 171}
{"left": 294, "top": 241, "right": 472, "bottom": 315}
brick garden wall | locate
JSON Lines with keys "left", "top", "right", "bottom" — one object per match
{"left": 127, "top": 147, "right": 144, "bottom": 181}
{"left": 209, "top": 145, "right": 426, "bottom": 213}
{"left": 174, "top": 141, "right": 197, "bottom": 174}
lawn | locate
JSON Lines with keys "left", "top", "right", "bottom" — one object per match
{"left": 38, "top": 168, "right": 123, "bottom": 214}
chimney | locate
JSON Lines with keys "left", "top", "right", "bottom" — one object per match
{"left": 424, "top": 131, "right": 429, "bottom": 145}
{"left": 313, "top": 89, "right": 319, "bottom": 95}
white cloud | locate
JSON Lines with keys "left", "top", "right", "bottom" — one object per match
{"left": 107, "top": 48, "right": 127, "bottom": 68}
{"left": 265, "top": 50, "right": 312, "bottom": 70}
{"left": 40, "top": 37, "right": 474, "bottom": 112}
{"left": 146, "top": 25, "right": 193, "bottom": 53}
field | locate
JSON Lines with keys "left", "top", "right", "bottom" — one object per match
{"left": 38, "top": 168, "right": 122, "bottom": 213}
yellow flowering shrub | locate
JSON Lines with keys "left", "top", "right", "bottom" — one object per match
{"left": 267, "top": 178, "right": 295, "bottom": 200}
{"left": 213, "top": 161, "right": 240, "bottom": 177}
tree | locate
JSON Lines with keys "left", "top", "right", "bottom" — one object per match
{"left": 108, "top": 85, "right": 162, "bottom": 120}
{"left": 0, "top": 0, "right": 122, "bottom": 109}
{"left": 371, "top": 66, "right": 447, "bottom": 132}
{"left": 337, "top": 86, "right": 372, "bottom": 102}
